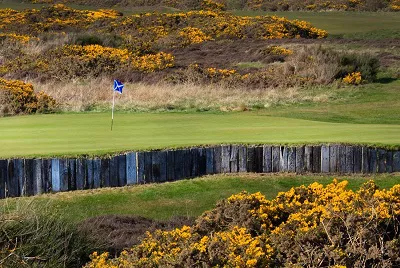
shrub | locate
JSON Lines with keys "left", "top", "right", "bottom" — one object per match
{"left": 337, "top": 53, "right": 380, "bottom": 82}
{"left": 85, "top": 180, "right": 400, "bottom": 267}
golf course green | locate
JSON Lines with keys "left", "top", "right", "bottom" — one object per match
{"left": 1, "top": 112, "right": 399, "bottom": 158}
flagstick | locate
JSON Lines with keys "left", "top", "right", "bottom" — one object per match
{"left": 111, "top": 89, "right": 115, "bottom": 131}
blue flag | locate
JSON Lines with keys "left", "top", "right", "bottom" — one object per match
{"left": 113, "top": 80, "right": 124, "bottom": 94}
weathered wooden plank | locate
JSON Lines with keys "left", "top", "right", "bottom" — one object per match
{"left": 152, "top": 151, "right": 167, "bottom": 183}
{"left": 238, "top": 146, "right": 247, "bottom": 172}
{"left": 137, "top": 152, "right": 145, "bottom": 184}
{"left": 287, "top": 147, "right": 296, "bottom": 173}
{"left": 24, "top": 159, "right": 34, "bottom": 196}
{"left": 254, "top": 146, "right": 263, "bottom": 173}
{"left": 144, "top": 152, "right": 154, "bottom": 183}
{"left": 167, "top": 150, "right": 175, "bottom": 181}
{"left": 304, "top": 146, "right": 313, "bottom": 172}
{"left": 174, "top": 149, "right": 184, "bottom": 181}
{"left": 118, "top": 154, "right": 127, "bottom": 186}
{"left": 213, "top": 146, "right": 222, "bottom": 174}
{"left": 220, "top": 145, "right": 230, "bottom": 173}
{"left": 33, "top": 159, "right": 43, "bottom": 195}
{"left": 321, "top": 145, "right": 329, "bottom": 173}
{"left": 59, "top": 159, "right": 69, "bottom": 191}
{"left": 386, "top": 151, "right": 393, "bottom": 173}
{"left": 230, "top": 145, "right": 239, "bottom": 173}
{"left": 42, "top": 159, "right": 52, "bottom": 193}
{"left": 272, "top": 146, "right": 280, "bottom": 172}
{"left": 100, "top": 158, "right": 110, "bottom": 187}
{"left": 344, "top": 146, "right": 354, "bottom": 173}
{"left": 295, "top": 146, "right": 305, "bottom": 173}
{"left": 86, "top": 159, "right": 94, "bottom": 189}
{"left": 93, "top": 159, "right": 101, "bottom": 188}
{"left": 377, "top": 149, "right": 386, "bottom": 173}
{"left": 206, "top": 147, "right": 214, "bottom": 175}
{"left": 393, "top": 151, "right": 400, "bottom": 172}
{"left": 69, "top": 159, "right": 76, "bottom": 191}
{"left": 263, "top": 146, "right": 272, "bottom": 173}
{"left": 76, "top": 158, "right": 85, "bottom": 190}
{"left": 109, "top": 157, "right": 118, "bottom": 187}
{"left": 247, "top": 146, "right": 256, "bottom": 172}
{"left": 338, "top": 145, "right": 346, "bottom": 173}
{"left": 369, "top": 148, "right": 378, "bottom": 173}
{"left": 183, "top": 149, "right": 191, "bottom": 179}
{"left": 353, "top": 146, "right": 362, "bottom": 173}
{"left": 198, "top": 148, "right": 207, "bottom": 176}
{"left": 190, "top": 148, "right": 199, "bottom": 177}
{"left": 329, "top": 145, "right": 339, "bottom": 173}
{"left": 279, "top": 146, "right": 288, "bottom": 172}
{"left": 312, "top": 146, "right": 321, "bottom": 173}
{"left": 361, "top": 147, "right": 369, "bottom": 174}
{"left": 0, "top": 160, "right": 7, "bottom": 198}
{"left": 126, "top": 152, "right": 137, "bottom": 185}
{"left": 7, "top": 160, "right": 19, "bottom": 197}
{"left": 14, "top": 159, "right": 24, "bottom": 196}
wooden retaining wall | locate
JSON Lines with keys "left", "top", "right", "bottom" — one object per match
{"left": 1, "top": 144, "right": 400, "bottom": 199}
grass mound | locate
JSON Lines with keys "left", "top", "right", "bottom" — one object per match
{"left": 85, "top": 179, "right": 400, "bottom": 267}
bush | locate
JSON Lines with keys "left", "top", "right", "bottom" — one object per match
{"left": 84, "top": 180, "right": 400, "bottom": 267}
{"left": 337, "top": 53, "right": 380, "bottom": 82}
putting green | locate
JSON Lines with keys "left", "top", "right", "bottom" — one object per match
{"left": 0, "top": 112, "right": 399, "bottom": 158}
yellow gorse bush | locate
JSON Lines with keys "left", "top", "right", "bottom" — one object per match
{"left": 178, "top": 27, "right": 213, "bottom": 46}
{"left": 85, "top": 180, "right": 400, "bottom": 267}
{"left": 343, "top": 71, "right": 362, "bottom": 84}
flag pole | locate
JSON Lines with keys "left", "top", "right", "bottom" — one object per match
{"left": 111, "top": 89, "right": 115, "bottom": 131}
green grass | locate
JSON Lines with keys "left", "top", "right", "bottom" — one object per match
{"left": 3, "top": 174, "right": 399, "bottom": 223}
{"left": 232, "top": 11, "right": 400, "bottom": 36}
{"left": 1, "top": 112, "right": 400, "bottom": 158}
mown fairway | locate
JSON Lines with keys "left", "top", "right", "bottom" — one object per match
{"left": 0, "top": 112, "right": 399, "bottom": 158}
{"left": 3, "top": 174, "right": 400, "bottom": 222}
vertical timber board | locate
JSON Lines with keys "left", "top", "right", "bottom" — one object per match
{"left": 247, "top": 146, "right": 256, "bottom": 172}
{"left": 76, "top": 158, "right": 86, "bottom": 190}
{"left": 60, "top": 159, "right": 69, "bottom": 192}
{"left": 7, "top": 160, "right": 18, "bottom": 197}
{"left": 190, "top": 148, "right": 199, "bottom": 178}
{"left": 126, "top": 152, "right": 137, "bottom": 185}
{"left": 329, "top": 145, "right": 339, "bottom": 173}
{"left": 279, "top": 146, "right": 288, "bottom": 172}
{"left": 93, "top": 159, "right": 101, "bottom": 188}
{"left": 33, "top": 159, "right": 42, "bottom": 195}
{"left": 255, "top": 146, "right": 263, "bottom": 173}
{"left": 295, "top": 146, "right": 305, "bottom": 174}
{"left": 24, "top": 159, "right": 34, "bottom": 196}
{"left": 238, "top": 146, "right": 247, "bottom": 172}
{"left": 206, "top": 147, "right": 214, "bottom": 175}
{"left": 109, "top": 156, "right": 118, "bottom": 187}
{"left": 304, "top": 146, "right": 313, "bottom": 172}
{"left": 151, "top": 151, "right": 163, "bottom": 183}
{"left": 393, "top": 151, "right": 400, "bottom": 172}
{"left": 43, "top": 159, "right": 52, "bottom": 193}
{"left": 338, "top": 145, "right": 346, "bottom": 173}
{"left": 221, "top": 145, "right": 231, "bottom": 173}
{"left": 377, "top": 149, "right": 386, "bottom": 173}
{"left": 353, "top": 146, "right": 362, "bottom": 173}
{"left": 198, "top": 148, "right": 207, "bottom": 176}
{"left": 159, "top": 151, "right": 167, "bottom": 182}
{"left": 183, "top": 149, "right": 191, "bottom": 179}
{"left": 345, "top": 146, "right": 354, "bottom": 173}
{"left": 167, "top": 150, "right": 175, "bottom": 181}
{"left": 386, "top": 151, "right": 393, "bottom": 173}
{"left": 287, "top": 147, "right": 296, "bottom": 173}
{"left": 362, "top": 147, "right": 369, "bottom": 174}
{"left": 100, "top": 158, "right": 110, "bottom": 187}
{"left": 263, "top": 146, "right": 272, "bottom": 173}
{"left": 69, "top": 159, "right": 76, "bottom": 191}
{"left": 312, "top": 146, "right": 321, "bottom": 173}
{"left": 86, "top": 159, "right": 94, "bottom": 189}
{"left": 230, "top": 145, "right": 239, "bottom": 173}
{"left": 213, "top": 146, "right": 222, "bottom": 174}
{"left": 174, "top": 150, "right": 184, "bottom": 181}
{"left": 144, "top": 152, "right": 153, "bottom": 183}
{"left": 15, "top": 159, "right": 24, "bottom": 196}
{"left": 0, "top": 160, "right": 7, "bottom": 199}
{"left": 369, "top": 148, "right": 378, "bottom": 173}
{"left": 137, "top": 152, "right": 145, "bottom": 184}
{"left": 118, "top": 155, "right": 127, "bottom": 186}
{"left": 321, "top": 145, "right": 329, "bottom": 173}
{"left": 272, "top": 146, "right": 280, "bottom": 172}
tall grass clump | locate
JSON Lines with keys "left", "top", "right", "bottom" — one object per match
{"left": 0, "top": 200, "right": 101, "bottom": 268}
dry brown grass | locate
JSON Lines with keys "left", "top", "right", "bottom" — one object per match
{"left": 33, "top": 77, "right": 336, "bottom": 112}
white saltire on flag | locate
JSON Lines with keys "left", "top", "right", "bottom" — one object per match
{"left": 113, "top": 79, "right": 124, "bottom": 94}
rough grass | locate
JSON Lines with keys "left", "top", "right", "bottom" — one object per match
{"left": 2, "top": 174, "right": 400, "bottom": 223}
{"left": 1, "top": 112, "right": 400, "bottom": 158}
